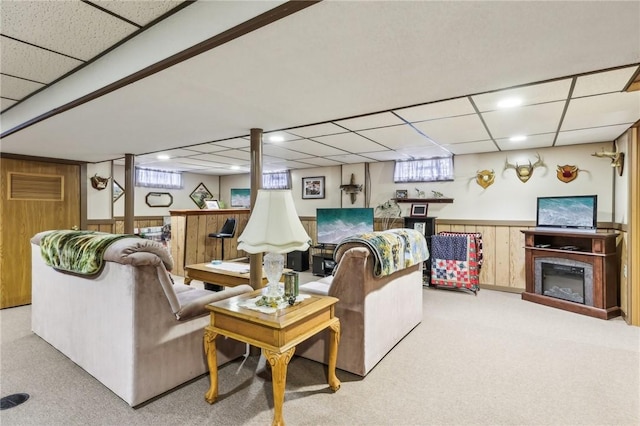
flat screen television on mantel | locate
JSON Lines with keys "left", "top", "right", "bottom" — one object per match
{"left": 536, "top": 195, "right": 597, "bottom": 232}
{"left": 316, "top": 208, "right": 374, "bottom": 245}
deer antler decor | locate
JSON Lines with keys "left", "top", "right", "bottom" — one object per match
{"left": 475, "top": 169, "right": 495, "bottom": 189}
{"left": 556, "top": 164, "right": 579, "bottom": 183}
{"left": 592, "top": 142, "right": 624, "bottom": 176}
{"left": 504, "top": 153, "right": 545, "bottom": 183}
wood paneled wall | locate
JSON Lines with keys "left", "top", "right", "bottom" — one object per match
{"left": 87, "top": 217, "right": 165, "bottom": 234}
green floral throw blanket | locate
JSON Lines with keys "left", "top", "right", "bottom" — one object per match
{"left": 40, "top": 230, "right": 132, "bottom": 276}
{"left": 335, "top": 229, "right": 429, "bottom": 277}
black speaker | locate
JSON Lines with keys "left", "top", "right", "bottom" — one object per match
{"left": 287, "top": 250, "right": 309, "bottom": 272}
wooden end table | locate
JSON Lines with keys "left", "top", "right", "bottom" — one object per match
{"left": 204, "top": 290, "right": 341, "bottom": 426}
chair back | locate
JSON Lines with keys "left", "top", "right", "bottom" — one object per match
{"left": 219, "top": 218, "right": 237, "bottom": 237}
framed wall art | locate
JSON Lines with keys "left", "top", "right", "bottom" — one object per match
{"left": 410, "top": 203, "right": 428, "bottom": 217}
{"left": 395, "top": 189, "right": 408, "bottom": 199}
{"left": 190, "top": 183, "right": 213, "bottom": 209}
{"left": 302, "top": 176, "right": 325, "bottom": 199}
{"left": 113, "top": 181, "right": 124, "bottom": 203}
{"left": 230, "top": 188, "right": 250, "bottom": 207}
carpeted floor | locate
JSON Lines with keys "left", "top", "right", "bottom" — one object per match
{"left": 1, "top": 279, "right": 639, "bottom": 425}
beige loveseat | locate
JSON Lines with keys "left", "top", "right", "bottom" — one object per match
{"left": 296, "top": 229, "right": 428, "bottom": 376}
{"left": 31, "top": 231, "right": 252, "bottom": 406}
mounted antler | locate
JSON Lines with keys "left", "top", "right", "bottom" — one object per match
{"left": 556, "top": 164, "right": 579, "bottom": 183}
{"left": 504, "top": 153, "right": 545, "bottom": 183}
{"left": 592, "top": 141, "right": 624, "bottom": 176}
{"left": 475, "top": 169, "right": 495, "bottom": 189}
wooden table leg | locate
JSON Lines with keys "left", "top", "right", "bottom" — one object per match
{"left": 327, "top": 320, "right": 341, "bottom": 391}
{"left": 184, "top": 273, "right": 192, "bottom": 285}
{"left": 204, "top": 328, "right": 218, "bottom": 403}
{"left": 263, "top": 347, "right": 295, "bottom": 426}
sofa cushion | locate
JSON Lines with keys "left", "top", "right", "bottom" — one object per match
{"left": 176, "top": 284, "right": 253, "bottom": 320}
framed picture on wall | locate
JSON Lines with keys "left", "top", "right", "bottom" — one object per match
{"left": 302, "top": 176, "right": 325, "bottom": 199}
{"left": 413, "top": 222, "right": 426, "bottom": 235}
{"left": 230, "top": 188, "right": 250, "bottom": 207}
{"left": 395, "top": 189, "right": 408, "bottom": 199}
{"left": 410, "top": 203, "right": 428, "bottom": 217}
{"left": 113, "top": 181, "right": 124, "bottom": 203}
{"left": 190, "top": 183, "right": 213, "bottom": 209}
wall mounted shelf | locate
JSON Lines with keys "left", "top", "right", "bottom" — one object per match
{"left": 392, "top": 198, "right": 454, "bottom": 203}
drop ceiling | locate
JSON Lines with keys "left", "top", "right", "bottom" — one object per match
{"left": 1, "top": 1, "right": 639, "bottom": 175}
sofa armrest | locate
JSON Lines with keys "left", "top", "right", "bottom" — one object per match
{"left": 176, "top": 284, "right": 253, "bottom": 320}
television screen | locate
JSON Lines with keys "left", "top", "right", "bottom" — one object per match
{"left": 317, "top": 208, "right": 374, "bottom": 245}
{"left": 536, "top": 195, "right": 597, "bottom": 231}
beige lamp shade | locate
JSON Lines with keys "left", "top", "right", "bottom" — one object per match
{"left": 237, "top": 189, "right": 311, "bottom": 254}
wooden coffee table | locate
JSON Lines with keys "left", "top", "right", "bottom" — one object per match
{"left": 184, "top": 262, "right": 292, "bottom": 289}
{"left": 204, "top": 290, "right": 340, "bottom": 426}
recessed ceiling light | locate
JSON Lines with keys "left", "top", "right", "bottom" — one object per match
{"left": 497, "top": 97, "right": 523, "bottom": 109}
{"left": 230, "top": 165, "right": 240, "bottom": 170}
{"left": 157, "top": 154, "right": 170, "bottom": 160}
{"left": 268, "top": 135, "right": 285, "bottom": 142}
{"left": 509, "top": 135, "right": 527, "bottom": 142}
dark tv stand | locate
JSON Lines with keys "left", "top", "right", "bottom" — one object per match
{"left": 312, "top": 244, "right": 336, "bottom": 276}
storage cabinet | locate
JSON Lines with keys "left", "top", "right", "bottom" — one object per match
{"left": 403, "top": 217, "right": 436, "bottom": 283}
{"left": 311, "top": 244, "right": 336, "bottom": 276}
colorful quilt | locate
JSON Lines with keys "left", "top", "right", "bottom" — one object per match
{"left": 438, "top": 231, "right": 484, "bottom": 268}
{"left": 430, "top": 234, "right": 480, "bottom": 293}
{"left": 40, "top": 230, "right": 132, "bottom": 276}
{"left": 336, "top": 228, "right": 429, "bottom": 277}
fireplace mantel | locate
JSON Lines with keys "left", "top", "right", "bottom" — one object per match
{"left": 521, "top": 229, "right": 620, "bottom": 320}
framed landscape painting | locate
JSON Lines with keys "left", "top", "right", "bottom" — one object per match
{"left": 230, "top": 188, "right": 250, "bottom": 207}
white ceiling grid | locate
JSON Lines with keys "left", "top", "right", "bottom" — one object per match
{"left": 0, "top": 1, "right": 639, "bottom": 175}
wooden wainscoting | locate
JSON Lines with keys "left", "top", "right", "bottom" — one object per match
{"left": 87, "top": 217, "right": 166, "bottom": 234}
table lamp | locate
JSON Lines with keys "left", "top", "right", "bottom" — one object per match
{"left": 237, "top": 189, "right": 311, "bottom": 300}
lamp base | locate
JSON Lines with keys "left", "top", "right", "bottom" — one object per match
{"left": 262, "top": 281, "right": 284, "bottom": 299}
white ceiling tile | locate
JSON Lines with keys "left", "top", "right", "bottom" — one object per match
{"left": 494, "top": 133, "right": 555, "bottom": 151}
{"left": 311, "top": 132, "right": 388, "bottom": 153}
{"left": 333, "top": 112, "right": 404, "bottom": 131}
{"left": 324, "top": 154, "right": 372, "bottom": 164}
{"left": 264, "top": 160, "right": 319, "bottom": 171}
{"left": 1, "top": 99, "right": 18, "bottom": 111}
{"left": 360, "top": 150, "right": 412, "bottom": 162}
{"left": 357, "top": 124, "right": 433, "bottom": 149}
{"left": 0, "top": 37, "right": 82, "bottom": 83}
{"left": 394, "top": 145, "right": 453, "bottom": 159}
{"left": 211, "top": 138, "right": 251, "bottom": 149}
{"left": 572, "top": 66, "right": 639, "bottom": 98}
{"left": 561, "top": 92, "right": 640, "bottom": 130}
{"left": 412, "top": 114, "right": 490, "bottom": 144}
{"left": 1, "top": 1, "right": 138, "bottom": 61}
{"left": 192, "top": 153, "right": 249, "bottom": 166}
{"left": 91, "top": 1, "right": 181, "bottom": 27}
{"left": 482, "top": 101, "right": 565, "bottom": 139}
{"left": 183, "top": 143, "right": 232, "bottom": 154}
{"left": 169, "top": 157, "right": 233, "bottom": 168}
{"left": 261, "top": 144, "right": 311, "bottom": 160}
{"left": 296, "top": 157, "right": 343, "bottom": 167}
{"left": 213, "top": 150, "right": 251, "bottom": 161}
{"left": 287, "top": 123, "right": 348, "bottom": 138}
{"left": 279, "top": 139, "right": 348, "bottom": 156}
{"left": 441, "top": 140, "right": 498, "bottom": 155}
{"left": 0, "top": 74, "right": 45, "bottom": 99}
{"left": 555, "top": 124, "right": 632, "bottom": 146}
{"left": 394, "top": 98, "right": 476, "bottom": 122}
{"left": 471, "top": 79, "right": 572, "bottom": 112}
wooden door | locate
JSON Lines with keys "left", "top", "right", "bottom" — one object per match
{"left": 0, "top": 157, "right": 81, "bottom": 308}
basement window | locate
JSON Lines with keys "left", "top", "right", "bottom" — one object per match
{"left": 393, "top": 157, "right": 454, "bottom": 183}
{"left": 263, "top": 171, "right": 291, "bottom": 189}
{"left": 135, "top": 167, "right": 183, "bottom": 189}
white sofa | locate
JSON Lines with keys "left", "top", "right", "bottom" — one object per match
{"left": 31, "top": 231, "right": 252, "bottom": 406}
{"left": 296, "top": 229, "right": 428, "bottom": 376}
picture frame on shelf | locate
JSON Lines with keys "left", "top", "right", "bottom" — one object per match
{"left": 190, "top": 183, "right": 213, "bottom": 209}
{"left": 410, "top": 203, "right": 428, "bottom": 217}
{"left": 302, "top": 176, "right": 325, "bottom": 199}
{"left": 205, "top": 200, "right": 220, "bottom": 209}
{"left": 395, "top": 189, "right": 408, "bottom": 199}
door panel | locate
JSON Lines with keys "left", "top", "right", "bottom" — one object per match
{"left": 1, "top": 158, "right": 80, "bottom": 308}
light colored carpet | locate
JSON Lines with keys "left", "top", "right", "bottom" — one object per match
{"left": 1, "top": 279, "right": 638, "bottom": 425}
